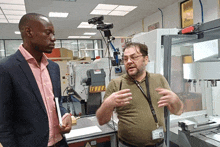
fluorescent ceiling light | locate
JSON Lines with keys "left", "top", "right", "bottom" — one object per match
{"left": 91, "top": 25, "right": 97, "bottom": 29}
{"left": 8, "top": 19, "right": 19, "bottom": 23}
{"left": 94, "top": 4, "right": 118, "bottom": 10}
{"left": 6, "top": 15, "right": 22, "bottom": 19}
{"left": 68, "top": 36, "right": 91, "bottom": 38}
{"left": 90, "top": 4, "right": 137, "bottom": 16}
{"left": 49, "top": 12, "right": 69, "bottom": 18}
{"left": 0, "top": 19, "right": 7, "bottom": 23}
{"left": 84, "top": 32, "right": 96, "bottom": 35}
{"left": 0, "top": 15, "right": 6, "bottom": 19}
{"left": 68, "top": 36, "right": 80, "bottom": 38}
{"left": 77, "top": 22, "right": 95, "bottom": 28}
{"left": 0, "top": 4, "right": 25, "bottom": 10}
{"left": 80, "top": 36, "right": 91, "bottom": 38}
{"left": 0, "top": 0, "right": 25, "bottom": 5}
{"left": 115, "top": 6, "right": 137, "bottom": 11}
{"left": 108, "top": 11, "right": 129, "bottom": 16}
{"left": 90, "top": 10, "right": 111, "bottom": 15}
{"left": 15, "top": 31, "right": 21, "bottom": 34}
{"left": 0, "top": 0, "right": 26, "bottom": 24}
{"left": 3, "top": 10, "right": 26, "bottom": 15}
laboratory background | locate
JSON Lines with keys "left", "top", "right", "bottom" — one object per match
{"left": 0, "top": 0, "right": 220, "bottom": 146}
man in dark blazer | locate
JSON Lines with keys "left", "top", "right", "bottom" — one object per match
{"left": 0, "top": 13, "right": 71, "bottom": 146}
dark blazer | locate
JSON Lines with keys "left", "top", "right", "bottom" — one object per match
{"left": 0, "top": 50, "right": 68, "bottom": 147}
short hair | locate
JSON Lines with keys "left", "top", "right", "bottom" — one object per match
{"left": 123, "top": 42, "right": 148, "bottom": 56}
{"left": 18, "top": 13, "right": 46, "bottom": 31}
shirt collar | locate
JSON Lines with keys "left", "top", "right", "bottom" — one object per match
{"left": 19, "top": 44, "right": 49, "bottom": 67}
{"left": 124, "top": 71, "right": 149, "bottom": 83}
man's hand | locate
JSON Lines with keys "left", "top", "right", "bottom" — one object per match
{"left": 156, "top": 88, "right": 183, "bottom": 115}
{"left": 104, "top": 89, "right": 132, "bottom": 108}
{"left": 96, "top": 89, "right": 132, "bottom": 125}
{"left": 59, "top": 114, "right": 72, "bottom": 134}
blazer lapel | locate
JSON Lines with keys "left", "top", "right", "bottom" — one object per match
{"left": 16, "top": 50, "right": 47, "bottom": 114}
{"left": 47, "top": 62, "right": 58, "bottom": 98}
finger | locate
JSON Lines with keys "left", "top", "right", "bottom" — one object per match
{"left": 116, "top": 89, "right": 131, "bottom": 94}
{"left": 116, "top": 97, "right": 132, "bottom": 103}
{"left": 158, "top": 103, "right": 169, "bottom": 107}
{"left": 116, "top": 97, "right": 132, "bottom": 106}
{"left": 158, "top": 100, "right": 169, "bottom": 105}
{"left": 117, "top": 93, "right": 132, "bottom": 99}
{"left": 157, "top": 90, "right": 170, "bottom": 96}
{"left": 159, "top": 95, "right": 170, "bottom": 100}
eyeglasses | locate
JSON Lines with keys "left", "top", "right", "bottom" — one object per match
{"left": 122, "top": 55, "right": 144, "bottom": 62}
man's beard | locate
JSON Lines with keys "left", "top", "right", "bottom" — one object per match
{"left": 34, "top": 46, "right": 52, "bottom": 53}
{"left": 126, "top": 67, "right": 141, "bottom": 79}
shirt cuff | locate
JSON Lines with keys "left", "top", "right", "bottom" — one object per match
{"left": 62, "top": 113, "right": 71, "bottom": 121}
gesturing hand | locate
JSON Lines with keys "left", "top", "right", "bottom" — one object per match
{"left": 104, "top": 89, "right": 132, "bottom": 108}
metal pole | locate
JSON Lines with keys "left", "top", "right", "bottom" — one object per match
{"left": 163, "top": 35, "right": 172, "bottom": 147}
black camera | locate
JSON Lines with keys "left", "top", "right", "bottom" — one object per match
{"left": 97, "top": 23, "right": 113, "bottom": 31}
{"left": 88, "top": 15, "right": 104, "bottom": 25}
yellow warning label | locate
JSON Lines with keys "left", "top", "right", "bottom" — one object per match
{"left": 89, "top": 85, "right": 106, "bottom": 93}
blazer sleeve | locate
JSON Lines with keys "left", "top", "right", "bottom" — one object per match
{"left": 0, "top": 65, "right": 17, "bottom": 146}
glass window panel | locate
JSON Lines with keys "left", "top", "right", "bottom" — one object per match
{"left": 94, "top": 40, "right": 103, "bottom": 58}
{"left": 78, "top": 40, "right": 94, "bottom": 59}
{"left": 5, "top": 40, "right": 23, "bottom": 57}
{"left": 55, "top": 40, "right": 61, "bottom": 48}
{"left": 61, "top": 40, "right": 78, "bottom": 57}
{"left": 168, "top": 38, "right": 214, "bottom": 115}
{"left": 0, "top": 40, "right": 5, "bottom": 60}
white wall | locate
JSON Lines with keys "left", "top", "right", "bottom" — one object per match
{"left": 194, "top": 0, "right": 219, "bottom": 24}
{"left": 117, "top": 0, "right": 219, "bottom": 38}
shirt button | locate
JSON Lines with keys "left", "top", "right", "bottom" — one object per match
{"left": 44, "top": 83, "right": 46, "bottom": 86}
{"left": 47, "top": 97, "right": 49, "bottom": 100}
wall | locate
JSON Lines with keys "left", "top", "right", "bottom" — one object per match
{"left": 116, "top": 0, "right": 219, "bottom": 38}
{"left": 194, "top": 0, "right": 219, "bottom": 24}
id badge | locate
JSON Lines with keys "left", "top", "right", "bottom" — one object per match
{"left": 152, "top": 126, "right": 164, "bottom": 140}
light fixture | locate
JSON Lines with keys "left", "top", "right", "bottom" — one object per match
{"left": 0, "top": 0, "right": 25, "bottom": 4}
{"left": 84, "top": 32, "right": 96, "bottom": 35}
{"left": 68, "top": 36, "right": 91, "bottom": 38}
{"left": 49, "top": 12, "right": 69, "bottom": 18}
{"left": 90, "top": 4, "right": 137, "bottom": 16}
{"left": 94, "top": 4, "right": 118, "bottom": 10}
{"left": 3, "top": 10, "right": 26, "bottom": 15}
{"left": 9, "top": 20, "right": 19, "bottom": 23}
{"left": 0, "top": 0, "right": 26, "bottom": 24}
{"left": 90, "top": 10, "right": 111, "bottom": 15}
{"left": 80, "top": 36, "right": 91, "bottom": 38}
{"left": 115, "top": 6, "right": 137, "bottom": 11}
{"left": 77, "top": 22, "right": 95, "bottom": 28}
{"left": 68, "top": 36, "right": 80, "bottom": 38}
{"left": 108, "top": 11, "right": 129, "bottom": 16}
{"left": 15, "top": 31, "right": 21, "bottom": 34}
{"left": 0, "top": 4, "right": 25, "bottom": 10}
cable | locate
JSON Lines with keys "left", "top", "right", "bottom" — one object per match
{"left": 199, "top": 0, "right": 204, "bottom": 23}
{"left": 63, "top": 86, "right": 68, "bottom": 96}
{"left": 158, "top": 8, "right": 164, "bottom": 28}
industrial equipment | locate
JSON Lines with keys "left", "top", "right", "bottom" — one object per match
{"left": 178, "top": 115, "right": 220, "bottom": 147}
{"left": 66, "top": 59, "right": 109, "bottom": 115}
{"left": 162, "top": 18, "right": 220, "bottom": 147}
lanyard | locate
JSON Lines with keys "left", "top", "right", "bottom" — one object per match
{"left": 134, "top": 75, "right": 159, "bottom": 128}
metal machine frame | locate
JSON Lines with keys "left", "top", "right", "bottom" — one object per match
{"left": 162, "top": 18, "right": 220, "bottom": 147}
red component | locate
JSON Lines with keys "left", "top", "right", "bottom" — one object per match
{"left": 181, "top": 26, "right": 195, "bottom": 34}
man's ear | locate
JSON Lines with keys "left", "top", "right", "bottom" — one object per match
{"left": 145, "top": 56, "right": 149, "bottom": 65}
{"left": 25, "top": 27, "right": 33, "bottom": 38}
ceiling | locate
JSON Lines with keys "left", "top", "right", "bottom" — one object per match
{"left": 0, "top": 0, "right": 180, "bottom": 40}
